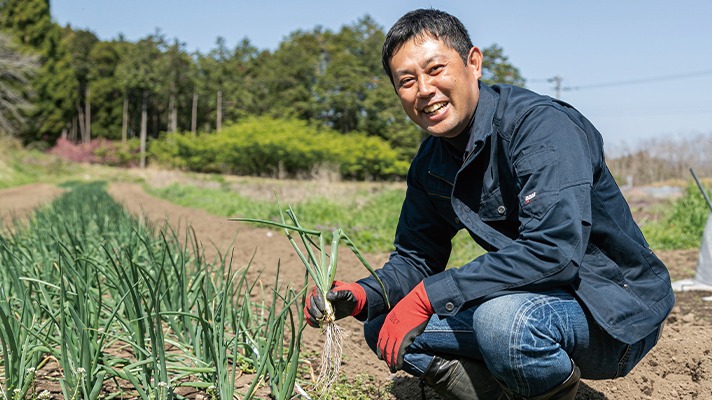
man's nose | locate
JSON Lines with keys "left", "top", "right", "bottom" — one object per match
{"left": 418, "top": 76, "right": 436, "bottom": 97}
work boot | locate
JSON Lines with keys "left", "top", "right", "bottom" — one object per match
{"left": 419, "top": 355, "right": 506, "bottom": 400}
{"left": 497, "top": 359, "right": 581, "bottom": 400}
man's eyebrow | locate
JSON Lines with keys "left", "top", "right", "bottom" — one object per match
{"left": 393, "top": 69, "right": 410, "bottom": 80}
{"left": 393, "top": 54, "right": 445, "bottom": 80}
{"left": 421, "top": 55, "right": 443, "bottom": 68}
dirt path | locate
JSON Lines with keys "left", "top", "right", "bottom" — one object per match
{"left": 0, "top": 183, "right": 65, "bottom": 226}
{"left": 2, "top": 182, "right": 711, "bottom": 399}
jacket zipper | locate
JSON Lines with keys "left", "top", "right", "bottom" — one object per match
{"left": 427, "top": 171, "right": 454, "bottom": 200}
{"left": 428, "top": 171, "right": 454, "bottom": 186}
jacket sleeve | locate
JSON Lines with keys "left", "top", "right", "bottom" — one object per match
{"left": 356, "top": 149, "right": 458, "bottom": 322}
{"left": 425, "top": 105, "right": 595, "bottom": 317}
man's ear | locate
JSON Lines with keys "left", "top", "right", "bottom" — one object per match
{"left": 467, "top": 47, "right": 483, "bottom": 80}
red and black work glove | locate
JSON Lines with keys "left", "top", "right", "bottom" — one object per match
{"left": 377, "top": 281, "right": 434, "bottom": 373}
{"left": 304, "top": 281, "right": 367, "bottom": 327}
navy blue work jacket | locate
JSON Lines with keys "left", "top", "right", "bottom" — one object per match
{"left": 357, "top": 83, "right": 675, "bottom": 345}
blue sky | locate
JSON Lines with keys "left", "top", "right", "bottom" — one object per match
{"left": 52, "top": 0, "right": 712, "bottom": 151}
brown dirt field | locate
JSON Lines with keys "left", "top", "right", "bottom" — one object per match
{"left": 0, "top": 183, "right": 65, "bottom": 227}
{"left": 2, "top": 182, "right": 711, "bottom": 399}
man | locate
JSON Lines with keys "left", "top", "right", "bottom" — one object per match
{"left": 306, "top": 9, "right": 674, "bottom": 400}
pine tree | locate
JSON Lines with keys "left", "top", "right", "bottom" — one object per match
{"left": 1, "top": 0, "right": 79, "bottom": 143}
{"left": 0, "top": 30, "right": 38, "bottom": 136}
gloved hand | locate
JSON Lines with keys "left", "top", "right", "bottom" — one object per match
{"left": 377, "top": 281, "right": 434, "bottom": 373}
{"left": 304, "top": 281, "right": 367, "bottom": 327}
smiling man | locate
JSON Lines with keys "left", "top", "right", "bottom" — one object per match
{"left": 305, "top": 9, "right": 674, "bottom": 400}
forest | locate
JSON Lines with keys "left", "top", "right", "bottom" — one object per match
{"left": 0, "top": 0, "right": 524, "bottom": 174}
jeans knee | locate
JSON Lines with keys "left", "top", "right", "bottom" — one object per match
{"left": 473, "top": 294, "right": 568, "bottom": 373}
{"left": 363, "top": 314, "right": 386, "bottom": 355}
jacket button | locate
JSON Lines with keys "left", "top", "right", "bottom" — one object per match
{"left": 445, "top": 302, "right": 454, "bottom": 312}
{"left": 454, "top": 217, "right": 460, "bottom": 225}
{"left": 497, "top": 205, "right": 506, "bottom": 215}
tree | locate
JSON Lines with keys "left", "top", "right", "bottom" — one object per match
{"left": 115, "top": 33, "right": 163, "bottom": 166}
{"left": 157, "top": 38, "right": 191, "bottom": 133}
{"left": 0, "top": 30, "right": 38, "bottom": 136}
{"left": 317, "top": 16, "right": 422, "bottom": 156}
{"left": 1, "top": 0, "right": 78, "bottom": 144}
{"left": 221, "top": 37, "right": 259, "bottom": 123}
{"left": 197, "top": 37, "right": 233, "bottom": 133}
{"left": 188, "top": 54, "right": 200, "bottom": 135}
{"left": 253, "top": 28, "right": 323, "bottom": 121}
{"left": 481, "top": 44, "right": 526, "bottom": 87}
{"left": 314, "top": 22, "right": 371, "bottom": 133}
{"left": 64, "top": 27, "right": 99, "bottom": 143}
{"left": 86, "top": 40, "right": 124, "bottom": 140}
{"left": 359, "top": 75, "right": 422, "bottom": 157}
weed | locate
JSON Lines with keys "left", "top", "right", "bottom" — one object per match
{"left": 329, "top": 373, "right": 391, "bottom": 400}
{"left": 641, "top": 182, "right": 710, "bottom": 250}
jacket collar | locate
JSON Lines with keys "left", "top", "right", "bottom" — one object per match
{"left": 428, "top": 82, "right": 499, "bottom": 181}
{"left": 464, "top": 83, "right": 498, "bottom": 164}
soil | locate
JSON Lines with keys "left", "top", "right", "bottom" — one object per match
{"left": 0, "top": 183, "right": 66, "bottom": 227}
{"left": 2, "top": 182, "right": 711, "bottom": 400}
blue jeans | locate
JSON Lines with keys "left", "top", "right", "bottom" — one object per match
{"left": 363, "top": 289, "right": 662, "bottom": 397}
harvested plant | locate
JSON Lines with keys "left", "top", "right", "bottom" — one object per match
{"left": 230, "top": 196, "right": 390, "bottom": 396}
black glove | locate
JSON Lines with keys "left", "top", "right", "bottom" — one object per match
{"left": 304, "top": 281, "right": 367, "bottom": 327}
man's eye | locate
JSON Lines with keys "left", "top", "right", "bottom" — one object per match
{"left": 430, "top": 65, "right": 444, "bottom": 73}
{"left": 399, "top": 78, "right": 414, "bottom": 87}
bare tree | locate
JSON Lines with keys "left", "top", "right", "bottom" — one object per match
{"left": 169, "top": 93, "right": 177, "bottom": 133}
{"left": 0, "top": 31, "right": 38, "bottom": 136}
{"left": 84, "top": 87, "right": 91, "bottom": 143}
{"left": 122, "top": 96, "right": 128, "bottom": 144}
{"left": 140, "top": 91, "right": 147, "bottom": 168}
{"left": 191, "top": 91, "right": 197, "bottom": 135}
{"left": 607, "top": 133, "right": 712, "bottom": 185}
{"left": 216, "top": 85, "right": 222, "bottom": 133}
{"left": 76, "top": 103, "right": 86, "bottom": 141}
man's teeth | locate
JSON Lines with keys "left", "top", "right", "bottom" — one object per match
{"left": 424, "top": 102, "right": 447, "bottom": 114}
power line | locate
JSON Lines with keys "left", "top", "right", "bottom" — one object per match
{"left": 566, "top": 69, "right": 712, "bottom": 91}
{"left": 586, "top": 107, "right": 712, "bottom": 119}
{"left": 565, "top": 69, "right": 712, "bottom": 90}
{"left": 530, "top": 69, "right": 712, "bottom": 98}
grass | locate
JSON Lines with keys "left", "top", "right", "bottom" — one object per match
{"left": 641, "top": 182, "right": 711, "bottom": 250}
{"left": 146, "top": 182, "right": 487, "bottom": 268}
{"left": 0, "top": 147, "right": 79, "bottom": 189}
{"left": 329, "top": 373, "right": 393, "bottom": 400}
{"left": 0, "top": 139, "right": 143, "bottom": 190}
{"left": 146, "top": 182, "right": 404, "bottom": 254}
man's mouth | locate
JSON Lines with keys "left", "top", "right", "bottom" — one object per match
{"left": 423, "top": 102, "right": 448, "bottom": 115}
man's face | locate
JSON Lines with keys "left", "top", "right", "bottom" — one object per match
{"left": 389, "top": 35, "right": 482, "bottom": 138}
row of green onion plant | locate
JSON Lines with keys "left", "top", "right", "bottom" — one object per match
{"left": 0, "top": 182, "right": 310, "bottom": 400}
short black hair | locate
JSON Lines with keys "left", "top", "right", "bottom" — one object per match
{"left": 382, "top": 9, "right": 473, "bottom": 86}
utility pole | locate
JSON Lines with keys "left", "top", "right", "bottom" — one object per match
{"left": 548, "top": 75, "right": 563, "bottom": 99}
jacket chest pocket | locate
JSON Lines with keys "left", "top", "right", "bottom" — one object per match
{"left": 425, "top": 173, "right": 466, "bottom": 229}
{"left": 425, "top": 172, "right": 454, "bottom": 201}
{"left": 479, "top": 187, "right": 516, "bottom": 222}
